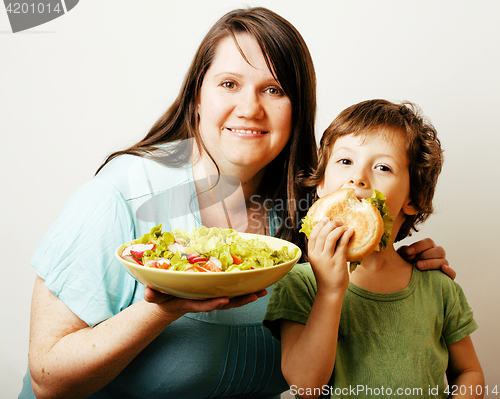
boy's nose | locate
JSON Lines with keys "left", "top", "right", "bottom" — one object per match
{"left": 349, "top": 178, "right": 366, "bottom": 187}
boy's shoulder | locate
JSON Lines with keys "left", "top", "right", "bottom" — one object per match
{"left": 413, "top": 266, "right": 456, "bottom": 284}
{"left": 287, "top": 262, "right": 316, "bottom": 282}
{"left": 274, "top": 262, "right": 317, "bottom": 294}
{"left": 412, "top": 266, "right": 463, "bottom": 298}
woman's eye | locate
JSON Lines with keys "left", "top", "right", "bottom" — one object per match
{"left": 266, "top": 87, "right": 284, "bottom": 96}
{"left": 221, "top": 81, "right": 236, "bottom": 89}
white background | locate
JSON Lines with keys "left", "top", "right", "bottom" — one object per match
{"left": 1, "top": 1, "right": 499, "bottom": 397}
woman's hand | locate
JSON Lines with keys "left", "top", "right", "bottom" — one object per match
{"left": 398, "top": 238, "right": 456, "bottom": 279}
{"left": 307, "top": 217, "right": 354, "bottom": 293}
{"left": 144, "top": 288, "right": 267, "bottom": 319}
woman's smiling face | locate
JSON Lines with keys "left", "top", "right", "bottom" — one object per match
{"left": 196, "top": 33, "right": 292, "bottom": 176}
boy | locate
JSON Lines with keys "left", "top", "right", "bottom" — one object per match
{"left": 263, "top": 99, "right": 484, "bottom": 398}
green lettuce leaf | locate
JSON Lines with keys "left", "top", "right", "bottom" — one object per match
{"left": 299, "top": 215, "right": 314, "bottom": 237}
{"left": 364, "top": 190, "right": 394, "bottom": 252}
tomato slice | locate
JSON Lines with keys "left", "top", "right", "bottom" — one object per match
{"left": 231, "top": 254, "right": 242, "bottom": 265}
{"left": 200, "top": 260, "right": 222, "bottom": 272}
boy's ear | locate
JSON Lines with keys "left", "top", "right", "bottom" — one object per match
{"left": 316, "top": 179, "right": 325, "bottom": 198}
{"left": 403, "top": 198, "right": 419, "bottom": 216}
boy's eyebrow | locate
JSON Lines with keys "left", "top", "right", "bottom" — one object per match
{"left": 331, "top": 146, "right": 354, "bottom": 154}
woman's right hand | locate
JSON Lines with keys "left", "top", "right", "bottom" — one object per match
{"left": 143, "top": 287, "right": 267, "bottom": 318}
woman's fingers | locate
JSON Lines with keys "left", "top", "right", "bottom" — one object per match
{"left": 399, "top": 238, "right": 440, "bottom": 259}
{"left": 414, "top": 245, "right": 446, "bottom": 261}
{"left": 439, "top": 264, "right": 457, "bottom": 280}
{"left": 400, "top": 241, "right": 447, "bottom": 266}
{"left": 143, "top": 287, "right": 171, "bottom": 304}
{"left": 415, "top": 259, "right": 456, "bottom": 280}
{"left": 397, "top": 239, "right": 455, "bottom": 280}
{"left": 144, "top": 287, "right": 267, "bottom": 314}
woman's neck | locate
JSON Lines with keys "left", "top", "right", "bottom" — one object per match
{"left": 192, "top": 150, "right": 265, "bottom": 201}
{"left": 191, "top": 151, "right": 267, "bottom": 234}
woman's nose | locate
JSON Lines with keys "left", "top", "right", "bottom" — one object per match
{"left": 235, "top": 90, "right": 264, "bottom": 119}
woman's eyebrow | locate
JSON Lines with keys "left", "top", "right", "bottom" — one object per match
{"left": 212, "top": 71, "right": 279, "bottom": 85}
{"left": 213, "top": 72, "right": 244, "bottom": 79}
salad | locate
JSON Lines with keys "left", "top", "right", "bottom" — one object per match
{"left": 119, "top": 225, "right": 299, "bottom": 272}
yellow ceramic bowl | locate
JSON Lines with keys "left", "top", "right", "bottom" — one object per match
{"left": 115, "top": 233, "right": 301, "bottom": 299}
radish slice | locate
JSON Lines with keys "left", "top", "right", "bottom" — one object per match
{"left": 122, "top": 254, "right": 143, "bottom": 265}
{"left": 186, "top": 254, "right": 209, "bottom": 264}
{"left": 209, "top": 257, "right": 222, "bottom": 270}
{"left": 122, "top": 243, "right": 155, "bottom": 258}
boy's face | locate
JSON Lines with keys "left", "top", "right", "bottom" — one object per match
{"left": 317, "top": 129, "right": 418, "bottom": 234}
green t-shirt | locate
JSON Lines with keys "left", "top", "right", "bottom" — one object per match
{"left": 263, "top": 263, "right": 478, "bottom": 399}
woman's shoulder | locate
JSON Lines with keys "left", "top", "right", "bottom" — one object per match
{"left": 95, "top": 152, "right": 194, "bottom": 201}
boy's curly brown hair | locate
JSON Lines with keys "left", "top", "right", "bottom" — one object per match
{"left": 306, "top": 99, "right": 443, "bottom": 242}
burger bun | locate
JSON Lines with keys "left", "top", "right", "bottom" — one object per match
{"left": 307, "top": 188, "right": 384, "bottom": 261}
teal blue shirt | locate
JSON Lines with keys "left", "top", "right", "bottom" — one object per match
{"left": 20, "top": 148, "right": 288, "bottom": 398}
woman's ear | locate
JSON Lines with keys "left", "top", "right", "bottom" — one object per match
{"left": 403, "top": 198, "right": 419, "bottom": 216}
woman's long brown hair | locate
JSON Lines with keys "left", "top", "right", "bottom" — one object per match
{"left": 96, "top": 7, "right": 317, "bottom": 255}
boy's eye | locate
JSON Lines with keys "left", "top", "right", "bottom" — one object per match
{"left": 338, "top": 159, "right": 352, "bottom": 165}
{"left": 375, "top": 164, "right": 392, "bottom": 172}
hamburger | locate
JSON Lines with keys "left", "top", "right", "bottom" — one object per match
{"left": 300, "top": 188, "right": 393, "bottom": 271}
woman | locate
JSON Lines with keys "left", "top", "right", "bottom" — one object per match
{"left": 20, "top": 7, "right": 450, "bottom": 399}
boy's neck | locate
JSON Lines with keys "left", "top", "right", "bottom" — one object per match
{"left": 348, "top": 245, "right": 413, "bottom": 294}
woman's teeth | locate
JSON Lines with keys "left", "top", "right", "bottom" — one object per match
{"left": 229, "top": 128, "right": 265, "bottom": 135}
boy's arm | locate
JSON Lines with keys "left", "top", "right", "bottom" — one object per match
{"left": 279, "top": 218, "right": 353, "bottom": 399}
{"left": 280, "top": 291, "right": 344, "bottom": 398}
{"left": 446, "top": 335, "right": 484, "bottom": 398}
